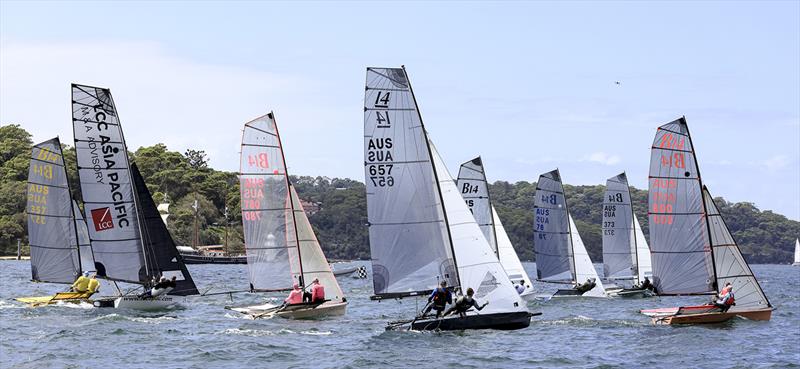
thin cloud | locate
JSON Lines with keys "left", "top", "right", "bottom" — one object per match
{"left": 582, "top": 152, "right": 621, "bottom": 166}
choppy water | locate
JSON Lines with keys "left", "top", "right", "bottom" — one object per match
{"left": 1, "top": 261, "right": 798, "bottom": 368}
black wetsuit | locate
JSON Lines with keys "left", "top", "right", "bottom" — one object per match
{"left": 444, "top": 296, "right": 485, "bottom": 317}
{"left": 575, "top": 280, "right": 596, "bottom": 293}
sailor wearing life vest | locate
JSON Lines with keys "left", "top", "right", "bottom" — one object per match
{"left": 421, "top": 280, "right": 452, "bottom": 318}
{"left": 713, "top": 282, "right": 735, "bottom": 312}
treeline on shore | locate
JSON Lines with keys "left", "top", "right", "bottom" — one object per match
{"left": 1, "top": 124, "right": 798, "bottom": 264}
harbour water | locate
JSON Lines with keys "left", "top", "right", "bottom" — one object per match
{"left": 1, "top": 261, "right": 798, "bottom": 368}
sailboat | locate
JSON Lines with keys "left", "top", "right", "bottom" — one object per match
{"left": 456, "top": 157, "right": 535, "bottom": 301}
{"left": 793, "top": 239, "right": 799, "bottom": 266}
{"left": 364, "top": 66, "right": 531, "bottom": 331}
{"left": 601, "top": 172, "right": 654, "bottom": 297}
{"left": 229, "top": 112, "right": 347, "bottom": 319}
{"left": 640, "top": 117, "right": 773, "bottom": 324}
{"left": 15, "top": 137, "right": 97, "bottom": 307}
{"left": 71, "top": 83, "right": 199, "bottom": 310}
{"left": 533, "top": 169, "right": 607, "bottom": 298}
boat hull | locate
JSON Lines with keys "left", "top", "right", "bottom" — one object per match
{"left": 94, "top": 296, "right": 181, "bottom": 310}
{"left": 232, "top": 301, "right": 348, "bottom": 319}
{"left": 403, "top": 311, "right": 532, "bottom": 331}
{"left": 611, "top": 289, "right": 656, "bottom": 298}
{"left": 656, "top": 308, "right": 773, "bottom": 325}
{"left": 180, "top": 254, "right": 247, "bottom": 264}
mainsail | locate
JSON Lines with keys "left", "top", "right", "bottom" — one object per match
{"left": 72, "top": 84, "right": 197, "bottom": 295}
{"left": 704, "top": 187, "right": 771, "bottom": 311}
{"left": 364, "top": 66, "right": 526, "bottom": 315}
{"left": 364, "top": 67, "right": 456, "bottom": 297}
{"left": 456, "top": 157, "right": 533, "bottom": 288}
{"left": 27, "top": 137, "right": 86, "bottom": 283}
{"left": 602, "top": 172, "right": 651, "bottom": 284}
{"left": 239, "top": 112, "right": 344, "bottom": 301}
{"left": 534, "top": 169, "right": 605, "bottom": 295}
{"left": 456, "top": 158, "right": 497, "bottom": 254}
{"left": 72, "top": 83, "right": 146, "bottom": 283}
{"left": 794, "top": 239, "right": 800, "bottom": 266}
{"left": 648, "top": 117, "right": 715, "bottom": 295}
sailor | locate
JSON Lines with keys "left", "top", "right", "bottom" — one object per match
{"left": 421, "top": 280, "right": 451, "bottom": 318}
{"left": 85, "top": 273, "right": 100, "bottom": 296}
{"left": 638, "top": 277, "right": 653, "bottom": 291}
{"left": 303, "top": 278, "right": 325, "bottom": 303}
{"left": 575, "top": 278, "right": 597, "bottom": 293}
{"left": 713, "top": 283, "right": 735, "bottom": 312}
{"left": 140, "top": 276, "right": 175, "bottom": 298}
{"left": 285, "top": 283, "right": 303, "bottom": 305}
{"left": 443, "top": 288, "right": 488, "bottom": 318}
{"left": 70, "top": 271, "right": 91, "bottom": 293}
{"left": 515, "top": 280, "right": 527, "bottom": 295}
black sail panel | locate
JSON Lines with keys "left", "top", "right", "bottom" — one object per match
{"left": 131, "top": 163, "right": 198, "bottom": 295}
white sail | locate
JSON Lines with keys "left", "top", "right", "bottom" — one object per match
{"left": 157, "top": 203, "right": 170, "bottom": 225}
{"left": 569, "top": 215, "right": 606, "bottom": 297}
{"left": 493, "top": 209, "right": 534, "bottom": 295}
{"left": 704, "top": 187, "right": 770, "bottom": 311}
{"left": 794, "top": 239, "right": 800, "bottom": 266}
{"left": 429, "top": 142, "right": 527, "bottom": 315}
{"left": 633, "top": 214, "right": 652, "bottom": 283}
{"left": 602, "top": 173, "right": 636, "bottom": 281}
{"left": 364, "top": 67, "right": 455, "bottom": 297}
{"left": 290, "top": 185, "right": 345, "bottom": 303}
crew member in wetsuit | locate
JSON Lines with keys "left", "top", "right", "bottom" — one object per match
{"left": 443, "top": 288, "right": 488, "bottom": 318}
{"left": 575, "top": 278, "right": 597, "bottom": 293}
{"left": 140, "top": 276, "right": 176, "bottom": 298}
{"left": 421, "top": 280, "right": 451, "bottom": 318}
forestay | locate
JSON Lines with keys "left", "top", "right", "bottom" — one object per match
{"left": 704, "top": 187, "right": 771, "bottom": 311}
{"left": 131, "top": 164, "right": 198, "bottom": 296}
{"left": 72, "top": 84, "right": 147, "bottom": 284}
{"left": 239, "top": 113, "right": 296, "bottom": 291}
{"left": 364, "top": 67, "right": 456, "bottom": 297}
{"left": 648, "top": 117, "right": 715, "bottom": 295}
{"left": 27, "top": 138, "right": 82, "bottom": 283}
{"left": 456, "top": 157, "right": 497, "bottom": 254}
{"left": 533, "top": 170, "right": 572, "bottom": 282}
{"left": 429, "top": 143, "right": 526, "bottom": 314}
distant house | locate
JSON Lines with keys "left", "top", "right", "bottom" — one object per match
{"left": 299, "top": 198, "right": 321, "bottom": 216}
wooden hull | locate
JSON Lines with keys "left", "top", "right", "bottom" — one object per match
{"left": 649, "top": 306, "right": 773, "bottom": 325}
{"left": 398, "top": 311, "right": 533, "bottom": 331}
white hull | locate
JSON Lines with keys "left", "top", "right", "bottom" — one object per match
{"left": 793, "top": 262, "right": 800, "bottom": 267}
{"left": 520, "top": 291, "right": 537, "bottom": 302}
{"left": 232, "top": 301, "right": 348, "bottom": 319}
{"left": 95, "top": 296, "right": 182, "bottom": 311}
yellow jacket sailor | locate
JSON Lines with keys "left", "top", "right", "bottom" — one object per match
{"left": 71, "top": 272, "right": 91, "bottom": 293}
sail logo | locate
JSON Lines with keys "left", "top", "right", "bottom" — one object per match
{"left": 91, "top": 207, "right": 115, "bottom": 232}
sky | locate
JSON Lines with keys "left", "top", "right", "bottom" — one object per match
{"left": 1, "top": 1, "right": 798, "bottom": 220}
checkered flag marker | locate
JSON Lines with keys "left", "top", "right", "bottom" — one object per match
{"left": 354, "top": 266, "right": 368, "bottom": 279}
